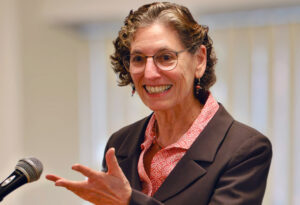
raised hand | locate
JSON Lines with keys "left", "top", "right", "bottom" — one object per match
{"left": 46, "top": 148, "right": 132, "bottom": 205}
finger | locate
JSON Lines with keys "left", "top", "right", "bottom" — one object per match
{"left": 45, "top": 174, "right": 62, "bottom": 182}
{"left": 72, "top": 164, "right": 98, "bottom": 178}
{"left": 106, "top": 147, "right": 124, "bottom": 177}
{"left": 55, "top": 178, "right": 85, "bottom": 190}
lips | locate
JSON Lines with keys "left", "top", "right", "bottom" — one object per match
{"left": 144, "top": 85, "right": 172, "bottom": 94}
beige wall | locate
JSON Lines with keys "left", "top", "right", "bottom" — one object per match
{"left": 1, "top": 0, "right": 300, "bottom": 204}
{"left": 1, "top": 0, "right": 89, "bottom": 204}
{"left": 0, "top": 0, "right": 23, "bottom": 204}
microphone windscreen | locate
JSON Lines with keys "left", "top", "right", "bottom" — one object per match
{"left": 15, "top": 157, "right": 43, "bottom": 182}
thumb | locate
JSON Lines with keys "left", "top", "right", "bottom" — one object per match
{"left": 106, "top": 147, "right": 125, "bottom": 178}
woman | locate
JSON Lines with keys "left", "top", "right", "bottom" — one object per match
{"left": 46, "top": 2, "right": 272, "bottom": 205}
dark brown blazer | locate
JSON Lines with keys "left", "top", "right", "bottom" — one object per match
{"left": 102, "top": 104, "right": 272, "bottom": 205}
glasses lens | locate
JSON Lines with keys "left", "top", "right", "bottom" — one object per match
{"left": 154, "top": 51, "right": 177, "bottom": 70}
{"left": 129, "top": 54, "right": 146, "bottom": 73}
{"left": 124, "top": 50, "right": 179, "bottom": 73}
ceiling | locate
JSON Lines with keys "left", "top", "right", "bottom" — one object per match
{"left": 42, "top": 0, "right": 300, "bottom": 25}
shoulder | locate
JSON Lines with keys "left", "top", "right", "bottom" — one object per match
{"left": 216, "top": 104, "right": 272, "bottom": 149}
{"left": 218, "top": 117, "right": 272, "bottom": 169}
{"left": 227, "top": 120, "right": 272, "bottom": 152}
{"left": 102, "top": 115, "right": 152, "bottom": 171}
{"left": 211, "top": 104, "right": 272, "bottom": 163}
{"left": 106, "top": 115, "right": 152, "bottom": 149}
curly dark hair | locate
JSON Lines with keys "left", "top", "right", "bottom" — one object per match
{"left": 110, "top": 2, "right": 217, "bottom": 99}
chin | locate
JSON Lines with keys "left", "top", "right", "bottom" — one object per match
{"left": 146, "top": 102, "right": 173, "bottom": 112}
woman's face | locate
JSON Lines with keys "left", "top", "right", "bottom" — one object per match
{"left": 130, "top": 23, "right": 207, "bottom": 112}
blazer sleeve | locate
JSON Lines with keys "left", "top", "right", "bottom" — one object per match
{"left": 102, "top": 132, "right": 165, "bottom": 205}
{"left": 209, "top": 133, "right": 272, "bottom": 205}
{"left": 130, "top": 189, "right": 164, "bottom": 205}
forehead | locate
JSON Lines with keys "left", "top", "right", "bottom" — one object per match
{"left": 130, "top": 23, "right": 184, "bottom": 53}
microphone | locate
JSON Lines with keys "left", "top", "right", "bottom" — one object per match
{"left": 0, "top": 157, "right": 43, "bottom": 202}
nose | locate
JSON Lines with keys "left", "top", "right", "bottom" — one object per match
{"left": 143, "top": 57, "right": 161, "bottom": 79}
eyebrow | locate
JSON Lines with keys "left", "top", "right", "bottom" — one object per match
{"left": 130, "top": 47, "right": 176, "bottom": 55}
{"left": 130, "top": 50, "right": 143, "bottom": 55}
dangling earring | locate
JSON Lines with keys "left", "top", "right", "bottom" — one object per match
{"left": 195, "top": 78, "right": 201, "bottom": 95}
{"left": 131, "top": 84, "right": 136, "bottom": 96}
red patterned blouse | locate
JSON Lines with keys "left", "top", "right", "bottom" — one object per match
{"left": 137, "top": 94, "right": 219, "bottom": 196}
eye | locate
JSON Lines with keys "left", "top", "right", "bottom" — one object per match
{"left": 131, "top": 54, "right": 144, "bottom": 63}
{"left": 155, "top": 51, "right": 176, "bottom": 65}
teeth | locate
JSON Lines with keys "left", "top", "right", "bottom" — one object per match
{"left": 145, "top": 85, "right": 172, "bottom": 94}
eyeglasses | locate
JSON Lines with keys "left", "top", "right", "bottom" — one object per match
{"left": 123, "top": 47, "right": 191, "bottom": 74}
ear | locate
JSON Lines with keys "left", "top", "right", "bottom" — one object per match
{"left": 194, "top": 45, "right": 207, "bottom": 79}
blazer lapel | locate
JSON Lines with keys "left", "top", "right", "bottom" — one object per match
{"left": 153, "top": 155, "right": 207, "bottom": 201}
{"left": 116, "top": 116, "right": 151, "bottom": 191}
{"left": 154, "top": 104, "right": 234, "bottom": 202}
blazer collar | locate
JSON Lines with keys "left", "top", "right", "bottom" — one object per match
{"left": 186, "top": 104, "right": 234, "bottom": 162}
{"left": 154, "top": 104, "right": 234, "bottom": 201}
{"left": 115, "top": 104, "right": 233, "bottom": 201}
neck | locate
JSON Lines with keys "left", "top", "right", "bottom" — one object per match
{"left": 154, "top": 98, "right": 203, "bottom": 147}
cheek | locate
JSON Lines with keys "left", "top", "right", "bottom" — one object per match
{"left": 176, "top": 63, "right": 196, "bottom": 88}
{"left": 130, "top": 73, "right": 140, "bottom": 85}
{"left": 130, "top": 73, "right": 144, "bottom": 92}
{"left": 181, "top": 75, "right": 194, "bottom": 93}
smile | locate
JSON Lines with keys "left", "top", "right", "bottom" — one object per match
{"left": 144, "top": 85, "right": 172, "bottom": 94}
